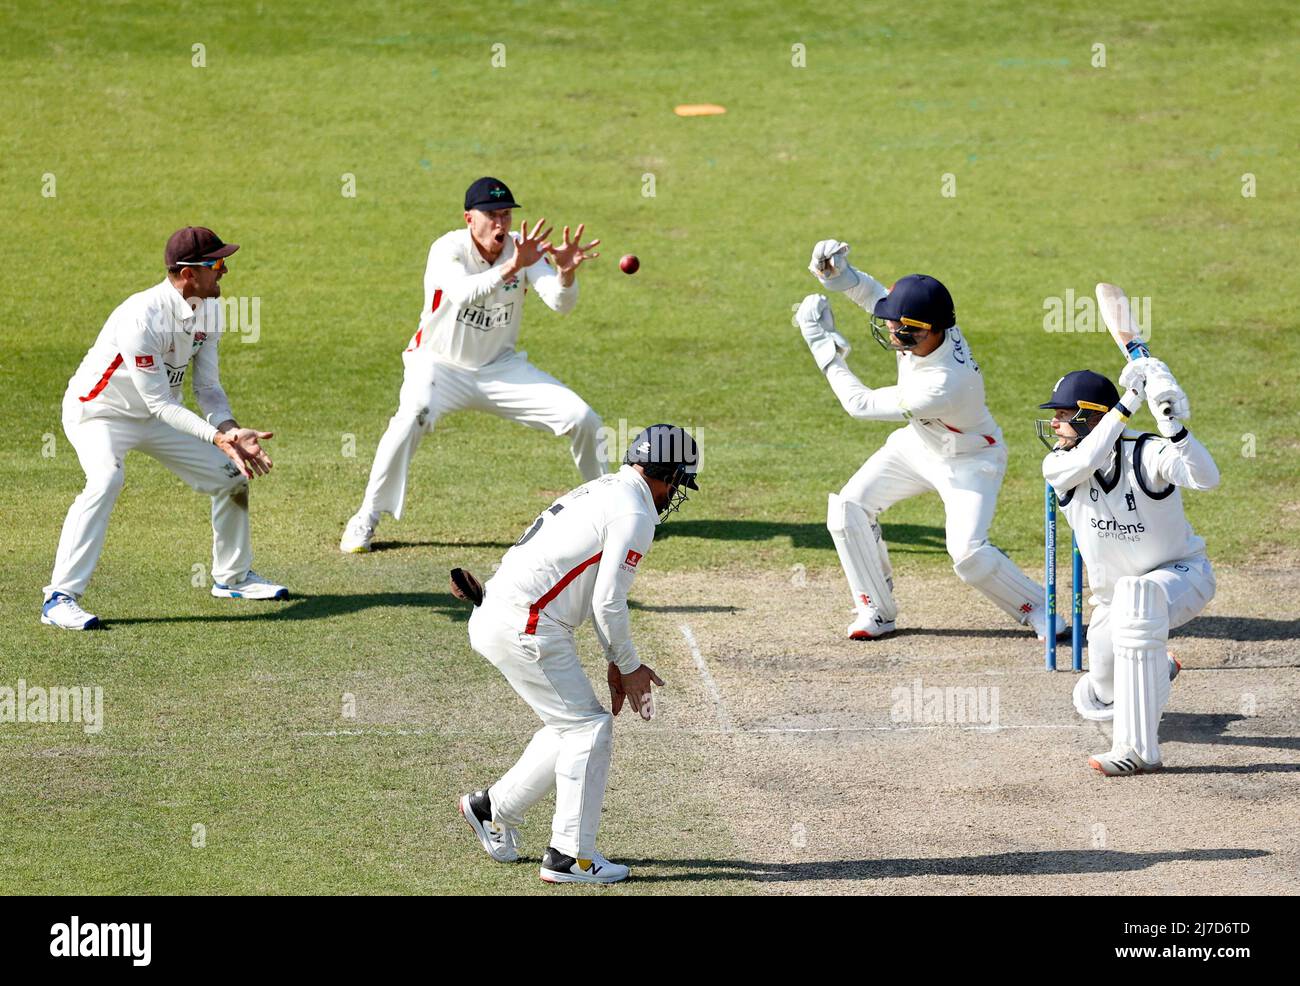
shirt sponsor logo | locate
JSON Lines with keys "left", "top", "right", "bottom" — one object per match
{"left": 457, "top": 300, "right": 516, "bottom": 332}
{"left": 166, "top": 363, "right": 186, "bottom": 388}
{"left": 135, "top": 354, "right": 156, "bottom": 370}
{"left": 1091, "top": 517, "right": 1145, "bottom": 540}
{"left": 625, "top": 550, "right": 642, "bottom": 567}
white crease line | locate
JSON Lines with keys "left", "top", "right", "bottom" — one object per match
{"left": 749, "top": 723, "right": 1091, "bottom": 734}
{"left": 681, "top": 624, "right": 732, "bottom": 734}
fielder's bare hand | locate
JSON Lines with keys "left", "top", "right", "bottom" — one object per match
{"left": 610, "top": 662, "right": 665, "bottom": 721}
{"left": 511, "top": 217, "right": 553, "bottom": 270}
{"left": 548, "top": 223, "right": 600, "bottom": 281}
{"left": 215, "top": 427, "right": 274, "bottom": 478}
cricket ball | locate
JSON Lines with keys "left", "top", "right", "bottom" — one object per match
{"left": 620, "top": 254, "right": 639, "bottom": 275}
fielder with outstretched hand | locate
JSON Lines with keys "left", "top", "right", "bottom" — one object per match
{"left": 340, "top": 177, "right": 606, "bottom": 553}
{"left": 795, "top": 240, "right": 1060, "bottom": 641}
{"left": 1037, "top": 362, "right": 1218, "bottom": 776}
{"left": 42, "top": 226, "right": 286, "bottom": 631}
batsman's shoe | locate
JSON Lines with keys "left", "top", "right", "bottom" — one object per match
{"left": 1089, "top": 746, "right": 1162, "bottom": 777}
{"left": 211, "top": 571, "right": 288, "bottom": 600}
{"left": 539, "top": 847, "right": 629, "bottom": 885}
{"left": 340, "top": 513, "right": 377, "bottom": 554}
{"left": 458, "top": 790, "right": 519, "bottom": 863}
{"left": 40, "top": 592, "right": 101, "bottom": 630}
{"left": 848, "top": 610, "right": 895, "bottom": 640}
{"left": 1073, "top": 674, "right": 1114, "bottom": 722}
{"left": 1074, "top": 657, "right": 1179, "bottom": 723}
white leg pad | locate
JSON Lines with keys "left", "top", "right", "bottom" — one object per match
{"left": 1110, "top": 575, "right": 1171, "bottom": 765}
{"left": 951, "top": 543, "right": 1042, "bottom": 624}
{"left": 826, "top": 494, "right": 897, "bottom": 621}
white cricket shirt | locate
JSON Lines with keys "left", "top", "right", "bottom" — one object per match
{"left": 404, "top": 228, "right": 577, "bottom": 369}
{"left": 485, "top": 465, "right": 659, "bottom": 674}
{"left": 822, "top": 268, "right": 1003, "bottom": 457}
{"left": 64, "top": 279, "right": 233, "bottom": 443}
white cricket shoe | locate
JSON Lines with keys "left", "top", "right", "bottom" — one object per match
{"left": 848, "top": 609, "right": 895, "bottom": 640}
{"left": 40, "top": 592, "right": 101, "bottom": 630}
{"left": 340, "top": 513, "right": 377, "bottom": 554}
{"left": 211, "top": 571, "right": 288, "bottom": 600}
{"left": 540, "top": 847, "right": 629, "bottom": 885}
{"left": 1072, "top": 657, "right": 1180, "bottom": 723}
{"left": 458, "top": 790, "right": 519, "bottom": 863}
{"left": 1089, "top": 746, "right": 1161, "bottom": 777}
{"left": 1030, "top": 611, "right": 1070, "bottom": 641}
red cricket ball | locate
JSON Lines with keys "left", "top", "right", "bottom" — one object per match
{"left": 620, "top": 254, "right": 640, "bottom": 275}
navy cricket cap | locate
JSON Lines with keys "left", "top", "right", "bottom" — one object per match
{"left": 464, "top": 177, "right": 520, "bottom": 212}
{"left": 873, "top": 274, "right": 956, "bottom": 331}
{"left": 165, "top": 226, "right": 238, "bottom": 267}
{"left": 1039, "top": 369, "right": 1119, "bottom": 411}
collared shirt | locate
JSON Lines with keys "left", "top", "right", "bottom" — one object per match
{"left": 485, "top": 465, "right": 659, "bottom": 674}
{"left": 65, "top": 279, "right": 233, "bottom": 442}
{"left": 403, "top": 228, "right": 578, "bottom": 369}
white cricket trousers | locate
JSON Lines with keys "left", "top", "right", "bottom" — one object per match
{"left": 44, "top": 397, "right": 253, "bottom": 600}
{"left": 468, "top": 600, "right": 614, "bottom": 858}
{"left": 359, "top": 350, "right": 607, "bottom": 520}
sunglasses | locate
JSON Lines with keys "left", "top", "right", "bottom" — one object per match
{"left": 175, "top": 258, "right": 228, "bottom": 273}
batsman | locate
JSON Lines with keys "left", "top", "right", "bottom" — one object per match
{"left": 1037, "top": 362, "right": 1219, "bottom": 776}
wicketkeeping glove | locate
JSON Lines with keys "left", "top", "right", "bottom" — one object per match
{"left": 795, "top": 293, "right": 851, "bottom": 370}
{"left": 808, "top": 239, "right": 857, "bottom": 292}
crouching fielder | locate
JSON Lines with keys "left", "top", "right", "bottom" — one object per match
{"left": 1037, "top": 364, "right": 1219, "bottom": 776}
{"left": 452, "top": 425, "right": 699, "bottom": 884}
{"left": 796, "top": 240, "right": 1056, "bottom": 640}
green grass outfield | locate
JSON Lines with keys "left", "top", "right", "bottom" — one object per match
{"left": 0, "top": 0, "right": 1295, "bottom": 893}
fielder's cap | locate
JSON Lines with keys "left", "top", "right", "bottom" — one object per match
{"left": 165, "top": 226, "right": 238, "bottom": 267}
{"left": 464, "top": 176, "right": 520, "bottom": 212}
{"left": 872, "top": 273, "right": 956, "bottom": 331}
{"left": 1039, "top": 369, "right": 1119, "bottom": 411}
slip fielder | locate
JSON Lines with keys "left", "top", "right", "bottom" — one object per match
{"left": 1037, "top": 364, "right": 1219, "bottom": 775}
{"left": 452, "top": 424, "right": 699, "bottom": 884}
{"left": 42, "top": 226, "right": 285, "bottom": 630}
{"left": 340, "top": 177, "right": 607, "bottom": 552}
{"left": 795, "top": 240, "right": 1058, "bottom": 641}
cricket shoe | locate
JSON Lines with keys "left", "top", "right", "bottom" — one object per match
{"left": 1089, "top": 746, "right": 1161, "bottom": 777}
{"left": 539, "top": 847, "right": 629, "bottom": 885}
{"left": 458, "top": 790, "right": 519, "bottom": 863}
{"left": 211, "top": 571, "right": 288, "bottom": 600}
{"left": 847, "top": 610, "right": 896, "bottom": 640}
{"left": 340, "top": 512, "right": 377, "bottom": 554}
{"left": 40, "top": 592, "right": 101, "bottom": 630}
{"left": 1030, "top": 612, "right": 1070, "bottom": 642}
{"left": 1073, "top": 657, "right": 1181, "bottom": 723}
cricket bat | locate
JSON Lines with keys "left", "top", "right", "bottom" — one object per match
{"left": 1095, "top": 282, "right": 1174, "bottom": 417}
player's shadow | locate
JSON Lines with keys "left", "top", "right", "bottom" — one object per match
{"left": 1172, "top": 615, "right": 1300, "bottom": 641}
{"left": 628, "top": 601, "right": 740, "bottom": 614}
{"left": 617, "top": 847, "right": 1270, "bottom": 884}
{"left": 655, "top": 520, "right": 947, "bottom": 553}
{"left": 107, "top": 592, "right": 471, "bottom": 626}
{"left": 1159, "top": 712, "right": 1300, "bottom": 757}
